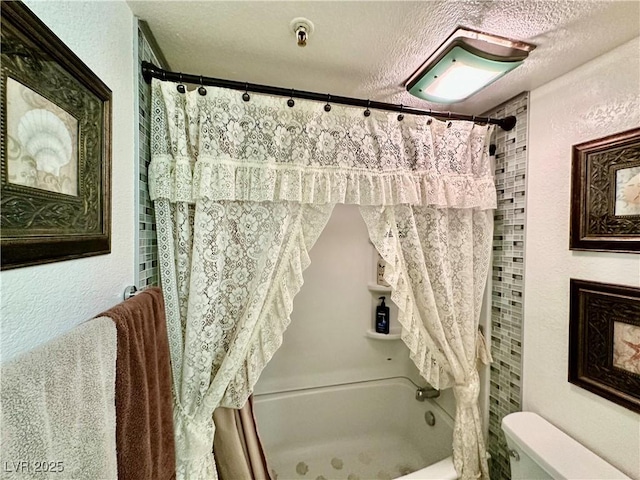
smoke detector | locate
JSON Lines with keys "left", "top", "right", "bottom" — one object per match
{"left": 290, "top": 17, "right": 314, "bottom": 47}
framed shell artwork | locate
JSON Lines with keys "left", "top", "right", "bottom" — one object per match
{"left": 1, "top": 1, "right": 111, "bottom": 269}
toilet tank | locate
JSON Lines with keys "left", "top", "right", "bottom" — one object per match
{"left": 502, "top": 412, "right": 630, "bottom": 480}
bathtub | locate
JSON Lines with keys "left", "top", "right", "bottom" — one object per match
{"left": 253, "top": 377, "right": 457, "bottom": 480}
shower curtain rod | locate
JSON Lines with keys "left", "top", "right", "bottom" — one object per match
{"left": 141, "top": 61, "right": 517, "bottom": 131}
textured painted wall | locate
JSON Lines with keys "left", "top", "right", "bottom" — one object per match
{"left": 525, "top": 37, "right": 640, "bottom": 478}
{"left": 0, "top": 1, "right": 135, "bottom": 361}
{"left": 483, "top": 93, "right": 529, "bottom": 480}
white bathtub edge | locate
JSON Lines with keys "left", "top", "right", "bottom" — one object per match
{"left": 254, "top": 376, "right": 455, "bottom": 432}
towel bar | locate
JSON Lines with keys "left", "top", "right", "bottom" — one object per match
{"left": 123, "top": 285, "right": 139, "bottom": 300}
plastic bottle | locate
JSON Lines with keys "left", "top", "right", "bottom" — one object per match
{"left": 375, "top": 296, "right": 390, "bottom": 334}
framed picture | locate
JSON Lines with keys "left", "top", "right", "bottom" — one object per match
{"left": 570, "top": 127, "right": 640, "bottom": 253}
{"left": 569, "top": 279, "right": 640, "bottom": 413}
{"left": 1, "top": 1, "right": 111, "bottom": 270}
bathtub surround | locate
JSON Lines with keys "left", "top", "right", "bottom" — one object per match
{"left": 482, "top": 92, "right": 530, "bottom": 480}
{"left": 255, "top": 204, "right": 427, "bottom": 395}
{"left": 150, "top": 79, "right": 495, "bottom": 480}
{"left": 525, "top": 36, "right": 640, "bottom": 478}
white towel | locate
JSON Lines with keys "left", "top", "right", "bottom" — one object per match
{"left": 1, "top": 317, "right": 118, "bottom": 479}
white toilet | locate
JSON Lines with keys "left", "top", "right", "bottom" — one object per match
{"left": 502, "top": 412, "right": 631, "bottom": 479}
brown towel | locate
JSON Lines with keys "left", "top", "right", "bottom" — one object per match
{"left": 99, "top": 287, "right": 176, "bottom": 480}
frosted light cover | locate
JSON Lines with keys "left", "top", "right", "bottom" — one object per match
{"left": 408, "top": 46, "right": 523, "bottom": 104}
{"left": 423, "top": 63, "right": 502, "bottom": 102}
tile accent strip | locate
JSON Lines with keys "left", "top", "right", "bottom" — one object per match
{"left": 485, "top": 92, "right": 529, "bottom": 480}
{"left": 137, "top": 24, "right": 164, "bottom": 288}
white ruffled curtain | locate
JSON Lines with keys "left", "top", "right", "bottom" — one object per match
{"left": 360, "top": 205, "right": 493, "bottom": 477}
{"left": 149, "top": 78, "right": 495, "bottom": 480}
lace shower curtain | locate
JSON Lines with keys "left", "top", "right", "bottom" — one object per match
{"left": 360, "top": 205, "right": 493, "bottom": 477}
{"left": 149, "top": 78, "right": 495, "bottom": 480}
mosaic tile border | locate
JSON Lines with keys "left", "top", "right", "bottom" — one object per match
{"left": 137, "top": 23, "right": 165, "bottom": 288}
{"left": 485, "top": 92, "right": 529, "bottom": 480}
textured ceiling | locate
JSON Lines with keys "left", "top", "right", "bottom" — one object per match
{"left": 128, "top": 1, "right": 640, "bottom": 115}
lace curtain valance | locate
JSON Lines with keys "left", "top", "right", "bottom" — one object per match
{"left": 149, "top": 80, "right": 496, "bottom": 208}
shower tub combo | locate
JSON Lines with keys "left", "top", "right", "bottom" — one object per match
{"left": 254, "top": 377, "right": 457, "bottom": 480}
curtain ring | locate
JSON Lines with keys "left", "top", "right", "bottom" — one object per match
{"left": 426, "top": 110, "right": 432, "bottom": 125}
{"left": 397, "top": 104, "right": 404, "bottom": 121}
{"left": 324, "top": 94, "right": 331, "bottom": 112}
{"left": 177, "top": 73, "right": 186, "bottom": 94}
{"left": 287, "top": 89, "right": 295, "bottom": 108}
{"left": 364, "top": 100, "right": 371, "bottom": 117}
{"left": 242, "top": 83, "right": 250, "bottom": 102}
{"left": 162, "top": 70, "right": 167, "bottom": 82}
{"left": 198, "top": 76, "right": 207, "bottom": 96}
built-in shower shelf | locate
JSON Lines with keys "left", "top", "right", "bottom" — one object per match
{"left": 367, "top": 283, "right": 392, "bottom": 293}
{"left": 365, "top": 329, "right": 401, "bottom": 340}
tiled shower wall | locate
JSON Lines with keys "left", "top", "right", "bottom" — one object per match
{"left": 485, "top": 92, "right": 529, "bottom": 480}
{"left": 137, "top": 23, "right": 167, "bottom": 288}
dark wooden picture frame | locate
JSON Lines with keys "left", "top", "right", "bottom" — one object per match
{"left": 570, "top": 128, "right": 640, "bottom": 253}
{"left": 569, "top": 279, "right": 640, "bottom": 414}
{"left": 1, "top": 1, "right": 111, "bottom": 270}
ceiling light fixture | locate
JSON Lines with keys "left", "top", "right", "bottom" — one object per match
{"left": 406, "top": 27, "right": 536, "bottom": 104}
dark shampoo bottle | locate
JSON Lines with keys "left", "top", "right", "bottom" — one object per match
{"left": 375, "top": 296, "right": 390, "bottom": 334}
